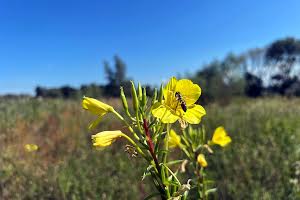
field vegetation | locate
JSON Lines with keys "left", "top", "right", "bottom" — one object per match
{"left": 0, "top": 97, "right": 299, "bottom": 199}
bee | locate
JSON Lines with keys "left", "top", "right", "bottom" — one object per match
{"left": 175, "top": 92, "right": 187, "bottom": 112}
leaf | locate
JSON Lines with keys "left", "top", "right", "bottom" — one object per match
{"left": 166, "top": 160, "right": 185, "bottom": 166}
{"left": 161, "top": 164, "right": 181, "bottom": 186}
{"left": 205, "top": 188, "right": 217, "bottom": 195}
{"left": 142, "top": 165, "right": 155, "bottom": 180}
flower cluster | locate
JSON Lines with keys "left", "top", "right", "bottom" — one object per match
{"left": 82, "top": 77, "right": 232, "bottom": 200}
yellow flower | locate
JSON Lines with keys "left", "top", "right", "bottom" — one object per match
{"left": 152, "top": 77, "right": 206, "bottom": 124}
{"left": 91, "top": 130, "right": 126, "bottom": 147}
{"left": 210, "top": 126, "right": 232, "bottom": 147}
{"left": 24, "top": 144, "right": 38, "bottom": 152}
{"left": 82, "top": 96, "right": 114, "bottom": 130}
{"left": 197, "top": 154, "right": 207, "bottom": 167}
{"left": 82, "top": 96, "right": 114, "bottom": 115}
{"left": 168, "top": 129, "right": 182, "bottom": 148}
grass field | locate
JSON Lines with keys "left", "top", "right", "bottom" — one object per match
{"left": 0, "top": 97, "right": 299, "bottom": 199}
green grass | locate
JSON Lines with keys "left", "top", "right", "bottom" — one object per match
{"left": 203, "top": 98, "right": 300, "bottom": 199}
{"left": 0, "top": 97, "right": 299, "bottom": 199}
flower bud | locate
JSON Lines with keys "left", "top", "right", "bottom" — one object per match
{"left": 130, "top": 81, "right": 139, "bottom": 112}
{"left": 197, "top": 154, "right": 208, "bottom": 167}
{"left": 82, "top": 96, "right": 114, "bottom": 115}
{"left": 151, "top": 88, "right": 157, "bottom": 105}
{"left": 168, "top": 129, "right": 181, "bottom": 148}
{"left": 138, "top": 82, "right": 143, "bottom": 102}
{"left": 120, "top": 87, "right": 131, "bottom": 117}
{"left": 141, "top": 87, "right": 147, "bottom": 108}
{"left": 92, "top": 130, "right": 125, "bottom": 147}
{"left": 158, "top": 83, "right": 163, "bottom": 103}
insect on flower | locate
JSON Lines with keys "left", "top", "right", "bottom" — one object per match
{"left": 175, "top": 92, "right": 187, "bottom": 112}
{"left": 152, "top": 77, "right": 206, "bottom": 124}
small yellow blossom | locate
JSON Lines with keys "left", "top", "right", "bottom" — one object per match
{"left": 197, "top": 154, "right": 207, "bottom": 167}
{"left": 168, "top": 129, "right": 181, "bottom": 148}
{"left": 24, "top": 144, "right": 38, "bottom": 152}
{"left": 91, "top": 130, "right": 126, "bottom": 147}
{"left": 152, "top": 77, "right": 206, "bottom": 124}
{"left": 210, "top": 126, "right": 232, "bottom": 147}
{"left": 82, "top": 96, "right": 114, "bottom": 130}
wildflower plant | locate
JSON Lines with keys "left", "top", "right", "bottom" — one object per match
{"left": 82, "top": 77, "right": 231, "bottom": 200}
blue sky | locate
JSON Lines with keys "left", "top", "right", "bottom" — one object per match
{"left": 1, "top": 0, "right": 300, "bottom": 94}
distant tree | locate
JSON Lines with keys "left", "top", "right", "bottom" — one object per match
{"left": 60, "top": 86, "right": 77, "bottom": 99}
{"left": 266, "top": 37, "right": 300, "bottom": 77}
{"left": 193, "top": 60, "right": 223, "bottom": 103}
{"left": 35, "top": 86, "right": 45, "bottom": 97}
{"left": 284, "top": 78, "right": 300, "bottom": 96}
{"left": 241, "top": 48, "right": 268, "bottom": 97}
{"left": 244, "top": 72, "right": 263, "bottom": 97}
{"left": 104, "top": 61, "right": 116, "bottom": 86}
{"left": 244, "top": 48, "right": 268, "bottom": 81}
{"left": 114, "top": 55, "right": 126, "bottom": 85}
{"left": 80, "top": 84, "right": 104, "bottom": 98}
{"left": 265, "top": 37, "right": 300, "bottom": 95}
{"left": 45, "top": 88, "right": 62, "bottom": 98}
{"left": 220, "top": 53, "right": 246, "bottom": 89}
{"left": 193, "top": 53, "right": 245, "bottom": 104}
{"left": 35, "top": 85, "right": 80, "bottom": 99}
{"left": 35, "top": 86, "right": 61, "bottom": 98}
{"left": 103, "top": 55, "right": 128, "bottom": 96}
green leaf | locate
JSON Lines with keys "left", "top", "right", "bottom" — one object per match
{"left": 161, "top": 164, "right": 181, "bottom": 186}
{"left": 166, "top": 160, "right": 185, "bottom": 166}
{"left": 205, "top": 188, "right": 217, "bottom": 195}
{"left": 167, "top": 180, "right": 181, "bottom": 187}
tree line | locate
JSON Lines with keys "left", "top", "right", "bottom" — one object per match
{"left": 191, "top": 37, "right": 300, "bottom": 104}
{"left": 35, "top": 37, "right": 300, "bottom": 102}
{"left": 35, "top": 55, "right": 154, "bottom": 99}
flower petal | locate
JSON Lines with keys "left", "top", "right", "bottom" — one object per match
{"left": 183, "top": 104, "right": 206, "bottom": 124}
{"left": 175, "top": 79, "right": 201, "bottom": 105}
{"left": 212, "top": 126, "right": 232, "bottom": 147}
{"left": 217, "top": 136, "right": 232, "bottom": 147}
{"left": 82, "top": 97, "right": 114, "bottom": 115}
{"left": 168, "top": 129, "right": 181, "bottom": 148}
{"left": 152, "top": 102, "right": 179, "bottom": 123}
{"left": 197, "top": 154, "right": 208, "bottom": 167}
{"left": 163, "top": 77, "right": 177, "bottom": 104}
{"left": 92, "top": 130, "right": 124, "bottom": 147}
{"left": 88, "top": 114, "right": 104, "bottom": 130}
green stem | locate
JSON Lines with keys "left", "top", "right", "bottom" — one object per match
{"left": 112, "top": 110, "right": 140, "bottom": 141}
{"left": 121, "top": 133, "right": 147, "bottom": 159}
{"left": 160, "top": 123, "right": 171, "bottom": 198}
{"left": 163, "top": 124, "right": 171, "bottom": 164}
{"left": 112, "top": 110, "right": 149, "bottom": 160}
{"left": 136, "top": 112, "right": 144, "bottom": 135}
{"left": 181, "top": 147, "right": 192, "bottom": 160}
{"left": 161, "top": 163, "right": 181, "bottom": 186}
{"left": 202, "top": 168, "right": 206, "bottom": 200}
